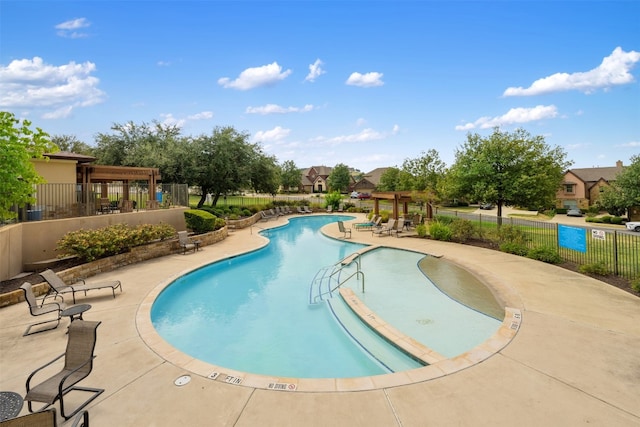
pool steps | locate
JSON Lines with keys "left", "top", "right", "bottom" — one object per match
{"left": 338, "top": 288, "right": 447, "bottom": 365}
{"left": 327, "top": 296, "right": 424, "bottom": 373}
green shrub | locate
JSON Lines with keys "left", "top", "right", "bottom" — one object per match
{"left": 415, "top": 223, "right": 428, "bottom": 237}
{"left": 500, "top": 242, "right": 529, "bottom": 256}
{"left": 556, "top": 208, "right": 568, "bottom": 214}
{"left": 600, "top": 215, "right": 612, "bottom": 224}
{"left": 586, "top": 217, "right": 603, "bottom": 223}
{"left": 56, "top": 223, "right": 176, "bottom": 262}
{"left": 184, "top": 209, "right": 216, "bottom": 233}
{"left": 429, "top": 222, "right": 452, "bottom": 241}
{"left": 527, "top": 246, "right": 561, "bottom": 264}
{"left": 631, "top": 278, "right": 640, "bottom": 293}
{"left": 579, "top": 262, "right": 610, "bottom": 276}
{"left": 497, "top": 225, "right": 528, "bottom": 245}
{"left": 434, "top": 214, "right": 455, "bottom": 225}
{"left": 610, "top": 216, "right": 623, "bottom": 225}
{"left": 324, "top": 191, "right": 343, "bottom": 209}
{"left": 450, "top": 218, "right": 475, "bottom": 243}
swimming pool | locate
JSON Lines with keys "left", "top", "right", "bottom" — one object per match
{"left": 151, "top": 215, "right": 503, "bottom": 379}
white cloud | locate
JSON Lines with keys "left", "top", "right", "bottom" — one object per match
{"left": 187, "top": 111, "right": 213, "bottom": 120}
{"left": 618, "top": 141, "right": 640, "bottom": 147}
{"left": 323, "top": 128, "right": 386, "bottom": 145}
{"left": 355, "top": 118, "right": 367, "bottom": 127}
{"left": 392, "top": 124, "right": 400, "bottom": 134}
{"left": 253, "top": 126, "right": 291, "bottom": 142}
{"left": 218, "top": 62, "right": 292, "bottom": 90}
{"left": 504, "top": 47, "right": 640, "bottom": 96}
{"left": 0, "top": 57, "right": 105, "bottom": 116}
{"left": 455, "top": 105, "right": 559, "bottom": 130}
{"left": 159, "top": 113, "right": 186, "bottom": 128}
{"left": 157, "top": 61, "right": 172, "bottom": 67}
{"left": 55, "top": 18, "right": 91, "bottom": 38}
{"left": 160, "top": 111, "right": 213, "bottom": 127}
{"left": 305, "top": 59, "right": 325, "bottom": 82}
{"left": 246, "top": 104, "right": 314, "bottom": 114}
{"left": 346, "top": 72, "right": 384, "bottom": 87}
{"left": 42, "top": 106, "right": 73, "bottom": 119}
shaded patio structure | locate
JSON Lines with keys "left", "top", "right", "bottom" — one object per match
{"left": 78, "top": 163, "right": 162, "bottom": 213}
{"left": 26, "top": 152, "right": 163, "bottom": 219}
{"left": 370, "top": 191, "right": 433, "bottom": 220}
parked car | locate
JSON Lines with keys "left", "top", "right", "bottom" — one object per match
{"left": 357, "top": 192, "right": 371, "bottom": 200}
{"left": 479, "top": 203, "right": 494, "bottom": 210}
{"left": 626, "top": 221, "right": 640, "bottom": 232}
{"left": 567, "top": 209, "right": 583, "bottom": 217}
{"left": 350, "top": 191, "right": 359, "bottom": 199}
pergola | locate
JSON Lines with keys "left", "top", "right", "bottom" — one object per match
{"left": 78, "top": 164, "right": 162, "bottom": 211}
{"left": 370, "top": 191, "right": 433, "bottom": 220}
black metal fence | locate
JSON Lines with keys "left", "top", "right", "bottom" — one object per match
{"left": 434, "top": 209, "right": 640, "bottom": 280}
{"left": 11, "top": 183, "right": 188, "bottom": 223}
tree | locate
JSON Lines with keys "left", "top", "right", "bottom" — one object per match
{"left": 0, "top": 112, "right": 58, "bottom": 221}
{"left": 280, "top": 160, "right": 301, "bottom": 192}
{"left": 327, "top": 163, "right": 351, "bottom": 193}
{"left": 249, "top": 153, "right": 280, "bottom": 196}
{"left": 92, "top": 121, "right": 182, "bottom": 168}
{"left": 599, "top": 155, "right": 640, "bottom": 216}
{"left": 448, "top": 127, "right": 571, "bottom": 224}
{"left": 187, "top": 126, "right": 261, "bottom": 207}
{"left": 401, "top": 149, "right": 446, "bottom": 194}
{"left": 378, "top": 167, "right": 401, "bottom": 191}
{"left": 50, "top": 134, "right": 94, "bottom": 155}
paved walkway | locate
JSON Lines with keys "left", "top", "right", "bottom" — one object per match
{"left": 1, "top": 214, "right": 639, "bottom": 426}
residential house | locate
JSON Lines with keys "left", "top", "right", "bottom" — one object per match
{"left": 556, "top": 160, "right": 625, "bottom": 210}
{"left": 300, "top": 166, "right": 332, "bottom": 193}
{"left": 351, "top": 167, "right": 388, "bottom": 194}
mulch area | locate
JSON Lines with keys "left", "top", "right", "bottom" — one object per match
{"left": 460, "top": 238, "right": 638, "bottom": 297}
{"left": 0, "top": 258, "right": 85, "bottom": 295}
{"left": 1, "top": 240, "right": 637, "bottom": 297}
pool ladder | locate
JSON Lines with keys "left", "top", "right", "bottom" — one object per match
{"left": 309, "top": 252, "right": 365, "bottom": 304}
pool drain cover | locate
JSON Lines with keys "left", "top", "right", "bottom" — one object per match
{"left": 174, "top": 375, "right": 191, "bottom": 386}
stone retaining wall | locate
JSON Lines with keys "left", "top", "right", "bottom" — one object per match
{"left": 0, "top": 226, "right": 228, "bottom": 308}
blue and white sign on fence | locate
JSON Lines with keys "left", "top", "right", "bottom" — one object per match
{"left": 559, "top": 224, "right": 587, "bottom": 253}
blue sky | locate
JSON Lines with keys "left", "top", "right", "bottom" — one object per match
{"left": 1, "top": 1, "right": 639, "bottom": 173}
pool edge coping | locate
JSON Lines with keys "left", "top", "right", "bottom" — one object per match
{"left": 135, "top": 226, "right": 524, "bottom": 392}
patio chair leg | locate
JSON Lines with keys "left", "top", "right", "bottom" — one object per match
{"left": 23, "top": 317, "right": 61, "bottom": 336}
{"left": 60, "top": 386, "right": 104, "bottom": 420}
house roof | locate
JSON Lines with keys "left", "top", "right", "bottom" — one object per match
{"left": 363, "top": 167, "right": 388, "bottom": 186}
{"left": 570, "top": 165, "right": 624, "bottom": 183}
{"left": 43, "top": 151, "right": 96, "bottom": 163}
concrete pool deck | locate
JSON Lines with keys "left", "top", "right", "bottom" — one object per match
{"left": 1, "top": 213, "right": 639, "bottom": 426}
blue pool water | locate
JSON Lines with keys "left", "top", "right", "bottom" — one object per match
{"left": 151, "top": 215, "right": 502, "bottom": 378}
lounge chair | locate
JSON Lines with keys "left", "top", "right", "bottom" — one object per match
{"left": 25, "top": 320, "right": 104, "bottom": 420}
{"left": 260, "top": 210, "right": 275, "bottom": 221}
{"left": 337, "top": 204, "right": 344, "bottom": 213}
{"left": 41, "top": 269, "right": 122, "bottom": 305}
{"left": 326, "top": 205, "right": 333, "bottom": 213}
{"left": 20, "top": 282, "right": 66, "bottom": 336}
{"left": 337, "top": 221, "right": 351, "bottom": 239}
{"left": 304, "top": 206, "right": 313, "bottom": 214}
{"left": 354, "top": 216, "right": 381, "bottom": 231}
{"left": 296, "top": 206, "right": 305, "bottom": 214}
{"left": 178, "top": 231, "right": 200, "bottom": 254}
{"left": 391, "top": 219, "right": 404, "bottom": 237}
{"left": 284, "top": 206, "right": 293, "bottom": 214}
{"left": 269, "top": 208, "right": 282, "bottom": 217}
{"left": 0, "top": 408, "right": 89, "bottom": 427}
{"left": 372, "top": 218, "right": 396, "bottom": 237}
